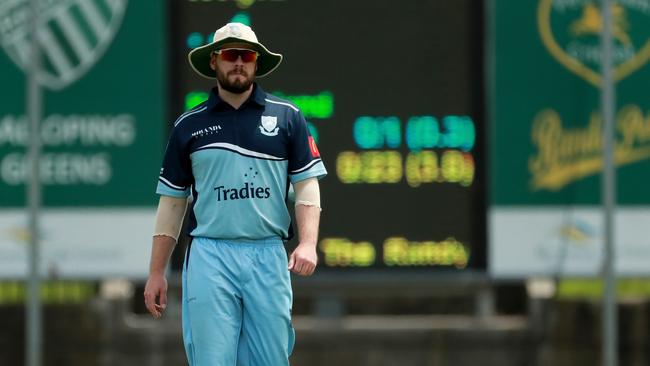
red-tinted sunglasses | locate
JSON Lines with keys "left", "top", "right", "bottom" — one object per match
{"left": 214, "top": 48, "right": 259, "bottom": 63}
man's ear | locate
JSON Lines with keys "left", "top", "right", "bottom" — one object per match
{"left": 210, "top": 54, "right": 217, "bottom": 71}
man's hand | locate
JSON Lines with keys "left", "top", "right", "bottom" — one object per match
{"left": 288, "top": 243, "right": 318, "bottom": 276}
{"left": 144, "top": 273, "right": 168, "bottom": 319}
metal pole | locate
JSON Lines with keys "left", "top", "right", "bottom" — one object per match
{"left": 601, "top": 0, "right": 617, "bottom": 365}
{"left": 26, "top": 0, "right": 43, "bottom": 365}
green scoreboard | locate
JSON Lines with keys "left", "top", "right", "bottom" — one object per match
{"left": 170, "top": 0, "right": 486, "bottom": 271}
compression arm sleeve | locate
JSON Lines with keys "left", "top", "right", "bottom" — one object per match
{"left": 153, "top": 195, "right": 188, "bottom": 241}
{"left": 294, "top": 177, "right": 321, "bottom": 210}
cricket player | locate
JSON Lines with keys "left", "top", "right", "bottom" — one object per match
{"left": 143, "top": 22, "right": 326, "bottom": 365}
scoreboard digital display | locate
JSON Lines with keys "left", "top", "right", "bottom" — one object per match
{"left": 169, "top": 0, "right": 485, "bottom": 271}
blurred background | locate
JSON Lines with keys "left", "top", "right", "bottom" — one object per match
{"left": 1, "top": 0, "right": 650, "bottom": 365}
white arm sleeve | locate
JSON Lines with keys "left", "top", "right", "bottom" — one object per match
{"left": 294, "top": 177, "right": 321, "bottom": 209}
{"left": 153, "top": 196, "right": 188, "bottom": 241}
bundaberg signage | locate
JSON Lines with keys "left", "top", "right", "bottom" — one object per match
{"left": 490, "top": 0, "right": 650, "bottom": 277}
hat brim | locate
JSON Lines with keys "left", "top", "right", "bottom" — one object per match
{"left": 188, "top": 37, "right": 282, "bottom": 79}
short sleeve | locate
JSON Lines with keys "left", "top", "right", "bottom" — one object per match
{"left": 288, "top": 111, "right": 327, "bottom": 183}
{"left": 156, "top": 127, "right": 193, "bottom": 197}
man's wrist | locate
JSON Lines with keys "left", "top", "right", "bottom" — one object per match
{"left": 298, "top": 240, "right": 317, "bottom": 248}
{"left": 149, "top": 269, "right": 166, "bottom": 277}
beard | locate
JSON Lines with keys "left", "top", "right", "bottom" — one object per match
{"left": 216, "top": 67, "right": 254, "bottom": 94}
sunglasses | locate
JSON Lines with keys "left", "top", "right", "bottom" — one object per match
{"left": 214, "top": 48, "right": 259, "bottom": 63}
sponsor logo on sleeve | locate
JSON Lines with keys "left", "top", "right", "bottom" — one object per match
{"left": 308, "top": 136, "right": 320, "bottom": 158}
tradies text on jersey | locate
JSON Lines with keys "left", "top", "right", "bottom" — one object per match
{"left": 213, "top": 182, "right": 271, "bottom": 201}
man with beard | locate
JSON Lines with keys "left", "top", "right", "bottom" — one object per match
{"left": 143, "top": 23, "right": 327, "bottom": 365}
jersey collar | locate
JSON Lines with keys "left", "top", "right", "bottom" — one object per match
{"left": 207, "top": 83, "right": 267, "bottom": 111}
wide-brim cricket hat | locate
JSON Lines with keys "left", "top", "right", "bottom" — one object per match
{"left": 188, "top": 22, "right": 283, "bottom": 79}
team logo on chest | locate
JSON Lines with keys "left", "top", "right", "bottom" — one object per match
{"left": 259, "top": 116, "right": 279, "bottom": 136}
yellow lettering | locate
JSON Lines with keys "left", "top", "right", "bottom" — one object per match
{"left": 529, "top": 105, "right": 650, "bottom": 191}
{"left": 319, "top": 238, "right": 376, "bottom": 267}
{"left": 383, "top": 237, "right": 469, "bottom": 268}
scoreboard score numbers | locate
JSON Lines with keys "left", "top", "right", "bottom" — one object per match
{"left": 170, "top": 0, "right": 485, "bottom": 271}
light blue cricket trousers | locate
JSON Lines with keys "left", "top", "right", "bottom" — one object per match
{"left": 182, "top": 237, "right": 295, "bottom": 366}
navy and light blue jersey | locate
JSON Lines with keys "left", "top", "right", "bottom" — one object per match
{"left": 156, "top": 84, "right": 326, "bottom": 240}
